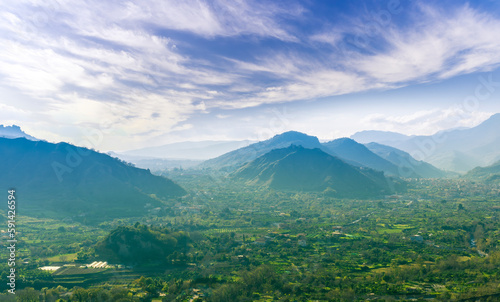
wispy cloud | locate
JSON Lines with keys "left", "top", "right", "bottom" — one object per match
{"left": 362, "top": 108, "right": 494, "bottom": 135}
{"left": 351, "top": 4, "right": 500, "bottom": 84}
{"left": 229, "top": 3, "right": 500, "bottom": 106}
{"left": 1, "top": 1, "right": 500, "bottom": 148}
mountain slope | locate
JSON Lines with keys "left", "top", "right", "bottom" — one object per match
{"left": 0, "top": 138, "right": 186, "bottom": 222}
{"left": 464, "top": 160, "right": 500, "bottom": 184}
{"left": 232, "top": 145, "right": 395, "bottom": 197}
{"left": 201, "top": 131, "right": 323, "bottom": 169}
{"left": 350, "top": 114, "right": 500, "bottom": 172}
{"left": 322, "top": 138, "right": 402, "bottom": 176}
{"left": 365, "top": 142, "right": 448, "bottom": 178}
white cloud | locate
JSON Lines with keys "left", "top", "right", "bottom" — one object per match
{"left": 310, "top": 31, "right": 342, "bottom": 47}
{"left": 30, "top": 0, "right": 301, "bottom": 40}
{"left": 362, "top": 108, "right": 494, "bottom": 136}
{"left": 1, "top": 1, "right": 500, "bottom": 147}
{"left": 223, "top": 3, "right": 500, "bottom": 109}
{"left": 353, "top": 4, "right": 500, "bottom": 83}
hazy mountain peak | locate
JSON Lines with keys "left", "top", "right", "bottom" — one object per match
{"left": 0, "top": 124, "right": 37, "bottom": 140}
{"left": 326, "top": 137, "right": 358, "bottom": 146}
{"left": 350, "top": 130, "right": 410, "bottom": 144}
{"left": 268, "top": 131, "right": 320, "bottom": 144}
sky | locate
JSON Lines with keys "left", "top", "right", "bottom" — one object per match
{"left": 1, "top": 0, "right": 500, "bottom": 151}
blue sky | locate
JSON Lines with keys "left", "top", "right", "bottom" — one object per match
{"left": 1, "top": 0, "right": 500, "bottom": 151}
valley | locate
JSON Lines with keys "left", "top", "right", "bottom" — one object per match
{"left": 1, "top": 118, "right": 500, "bottom": 301}
{"left": 1, "top": 171, "right": 500, "bottom": 301}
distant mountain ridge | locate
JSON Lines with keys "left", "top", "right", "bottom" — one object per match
{"left": 0, "top": 137, "right": 186, "bottom": 222}
{"left": 322, "top": 138, "right": 402, "bottom": 177}
{"left": 232, "top": 145, "right": 396, "bottom": 197}
{"left": 108, "top": 152, "right": 203, "bottom": 171}
{"left": 322, "top": 138, "right": 447, "bottom": 178}
{"left": 351, "top": 130, "right": 410, "bottom": 144}
{"left": 121, "top": 140, "right": 255, "bottom": 160}
{"left": 365, "top": 142, "right": 449, "bottom": 178}
{"left": 0, "top": 125, "right": 37, "bottom": 140}
{"left": 350, "top": 114, "right": 500, "bottom": 172}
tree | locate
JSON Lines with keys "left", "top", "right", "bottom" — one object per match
{"left": 72, "top": 287, "right": 89, "bottom": 302}
{"left": 17, "top": 287, "right": 40, "bottom": 302}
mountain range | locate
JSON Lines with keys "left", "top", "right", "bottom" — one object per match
{"left": 2, "top": 113, "right": 498, "bottom": 220}
{"left": 351, "top": 113, "right": 500, "bottom": 172}
{"left": 202, "top": 131, "right": 445, "bottom": 178}
{"left": 0, "top": 137, "right": 185, "bottom": 223}
{"left": 113, "top": 114, "right": 500, "bottom": 176}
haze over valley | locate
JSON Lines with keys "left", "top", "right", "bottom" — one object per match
{"left": 2, "top": 0, "right": 500, "bottom": 300}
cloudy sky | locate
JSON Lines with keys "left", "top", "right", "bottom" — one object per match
{"left": 1, "top": 0, "right": 500, "bottom": 151}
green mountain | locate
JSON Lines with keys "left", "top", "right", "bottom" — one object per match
{"left": 322, "top": 138, "right": 403, "bottom": 177}
{"left": 201, "top": 131, "right": 323, "bottom": 170}
{"left": 232, "top": 145, "right": 397, "bottom": 198}
{"left": 365, "top": 142, "right": 448, "bottom": 178}
{"left": 0, "top": 138, "right": 186, "bottom": 222}
{"left": 464, "top": 160, "right": 500, "bottom": 184}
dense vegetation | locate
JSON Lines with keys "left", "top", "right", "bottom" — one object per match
{"left": 95, "top": 224, "right": 191, "bottom": 265}
{"left": 1, "top": 171, "right": 500, "bottom": 301}
{"left": 465, "top": 160, "right": 500, "bottom": 185}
